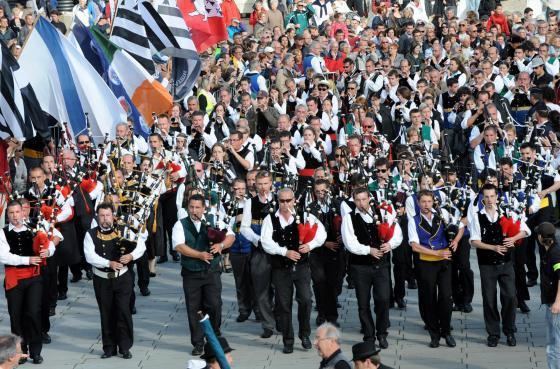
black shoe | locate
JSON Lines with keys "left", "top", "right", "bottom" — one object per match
{"left": 121, "top": 351, "right": 132, "bottom": 359}
{"left": 19, "top": 357, "right": 27, "bottom": 365}
{"left": 236, "top": 314, "right": 249, "bottom": 323}
{"left": 57, "top": 292, "right": 67, "bottom": 301}
{"left": 70, "top": 275, "right": 82, "bottom": 283}
{"left": 140, "top": 288, "right": 151, "bottom": 297}
{"left": 149, "top": 272, "right": 156, "bottom": 278}
{"left": 487, "top": 335, "right": 499, "bottom": 347}
{"left": 453, "top": 304, "right": 463, "bottom": 312}
{"left": 518, "top": 301, "right": 531, "bottom": 313}
{"left": 316, "top": 315, "right": 326, "bottom": 326}
{"left": 49, "top": 307, "right": 56, "bottom": 317}
{"left": 224, "top": 267, "right": 232, "bottom": 273}
{"left": 192, "top": 345, "right": 204, "bottom": 356}
{"left": 31, "top": 355, "right": 43, "bottom": 364}
{"left": 526, "top": 279, "right": 537, "bottom": 287}
{"left": 131, "top": 307, "right": 137, "bottom": 315}
{"left": 463, "top": 303, "right": 473, "bottom": 313}
{"left": 157, "top": 256, "right": 168, "bottom": 264}
{"left": 85, "top": 269, "right": 93, "bottom": 280}
{"left": 301, "top": 336, "right": 312, "bottom": 350}
{"left": 101, "top": 350, "right": 116, "bottom": 359}
{"left": 378, "top": 336, "right": 388, "bottom": 349}
{"left": 171, "top": 252, "right": 180, "bottom": 262}
{"left": 429, "top": 337, "right": 440, "bottom": 348}
{"left": 261, "top": 328, "right": 273, "bottom": 338}
{"left": 282, "top": 345, "right": 293, "bottom": 354}
{"left": 506, "top": 334, "right": 516, "bottom": 347}
{"left": 42, "top": 332, "right": 51, "bottom": 344}
{"left": 444, "top": 334, "right": 456, "bottom": 347}
{"left": 395, "top": 298, "right": 406, "bottom": 309}
{"left": 408, "top": 279, "right": 418, "bottom": 289}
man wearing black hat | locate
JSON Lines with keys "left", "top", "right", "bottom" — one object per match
{"left": 351, "top": 341, "right": 394, "bottom": 369}
{"left": 535, "top": 222, "right": 560, "bottom": 369}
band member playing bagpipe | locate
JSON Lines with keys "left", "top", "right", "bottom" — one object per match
{"left": 83, "top": 202, "right": 147, "bottom": 360}
{"left": 261, "top": 187, "right": 327, "bottom": 354}
{"left": 240, "top": 171, "right": 278, "bottom": 339}
{"left": 308, "top": 179, "right": 345, "bottom": 327}
{"left": 148, "top": 133, "right": 187, "bottom": 263}
{"left": 172, "top": 194, "right": 235, "bottom": 356}
{"left": 408, "top": 189, "right": 460, "bottom": 349}
{"left": 514, "top": 142, "right": 560, "bottom": 288}
{"left": 341, "top": 187, "right": 403, "bottom": 349}
{"left": 0, "top": 200, "right": 62, "bottom": 364}
{"left": 224, "top": 179, "right": 255, "bottom": 323}
{"left": 260, "top": 139, "right": 298, "bottom": 190}
{"left": 468, "top": 184, "right": 530, "bottom": 348}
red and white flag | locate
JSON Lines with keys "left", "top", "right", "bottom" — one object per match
{"left": 177, "top": 0, "right": 227, "bottom": 51}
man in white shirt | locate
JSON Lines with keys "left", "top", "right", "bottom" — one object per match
{"left": 341, "top": 187, "right": 402, "bottom": 349}
{"left": 261, "top": 187, "right": 326, "bottom": 354}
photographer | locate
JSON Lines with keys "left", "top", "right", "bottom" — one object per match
{"left": 246, "top": 91, "right": 280, "bottom": 138}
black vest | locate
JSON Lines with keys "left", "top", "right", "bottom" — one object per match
{"left": 4, "top": 227, "right": 34, "bottom": 265}
{"left": 87, "top": 227, "right": 122, "bottom": 272}
{"left": 476, "top": 212, "right": 510, "bottom": 265}
{"left": 24, "top": 185, "right": 57, "bottom": 222}
{"left": 348, "top": 212, "right": 386, "bottom": 265}
{"left": 302, "top": 148, "right": 323, "bottom": 170}
{"left": 230, "top": 145, "right": 251, "bottom": 179}
{"left": 270, "top": 215, "right": 306, "bottom": 268}
{"left": 250, "top": 195, "right": 276, "bottom": 224}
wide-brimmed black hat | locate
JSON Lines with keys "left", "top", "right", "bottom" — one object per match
{"left": 351, "top": 341, "right": 380, "bottom": 361}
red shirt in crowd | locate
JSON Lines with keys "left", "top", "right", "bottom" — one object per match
{"left": 486, "top": 12, "right": 510, "bottom": 36}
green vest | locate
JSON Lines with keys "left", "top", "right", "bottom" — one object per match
{"left": 180, "top": 217, "right": 221, "bottom": 272}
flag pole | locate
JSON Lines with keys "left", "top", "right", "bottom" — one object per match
{"left": 109, "top": 0, "right": 121, "bottom": 38}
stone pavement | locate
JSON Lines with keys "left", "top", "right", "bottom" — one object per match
{"left": 0, "top": 251, "right": 548, "bottom": 369}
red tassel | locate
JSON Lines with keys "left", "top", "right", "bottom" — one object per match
{"left": 40, "top": 204, "right": 53, "bottom": 220}
{"left": 80, "top": 178, "right": 97, "bottom": 193}
{"left": 298, "top": 223, "right": 318, "bottom": 245}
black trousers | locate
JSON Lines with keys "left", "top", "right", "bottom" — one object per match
{"left": 230, "top": 252, "right": 255, "bottom": 317}
{"left": 181, "top": 269, "right": 222, "bottom": 347}
{"left": 136, "top": 253, "right": 150, "bottom": 291}
{"left": 526, "top": 207, "right": 553, "bottom": 281}
{"left": 250, "top": 247, "right": 275, "bottom": 330}
{"left": 349, "top": 263, "right": 390, "bottom": 342}
{"left": 393, "top": 216, "right": 414, "bottom": 300}
{"left": 451, "top": 237, "right": 475, "bottom": 306}
{"left": 310, "top": 248, "right": 343, "bottom": 322}
{"left": 512, "top": 241, "right": 530, "bottom": 302}
{"left": 92, "top": 271, "right": 134, "bottom": 354}
{"left": 45, "top": 257, "right": 58, "bottom": 309}
{"left": 5, "top": 275, "right": 43, "bottom": 357}
{"left": 417, "top": 260, "right": 453, "bottom": 339}
{"left": 271, "top": 263, "right": 312, "bottom": 346}
{"left": 478, "top": 261, "right": 517, "bottom": 337}
{"left": 40, "top": 262, "right": 56, "bottom": 334}
{"left": 160, "top": 191, "right": 179, "bottom": 257}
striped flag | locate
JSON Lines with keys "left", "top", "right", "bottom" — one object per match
{"left": 110, "top": 0, "right": 155, "bottom": 75}
{"left": 139, "top": 0, "right": 201, "bottom": 100}
{"left": 0, "top": 40, "right": 49, "bottom": 141}
{"left": 19, "top": 17, "right": 126, "bottom": 142}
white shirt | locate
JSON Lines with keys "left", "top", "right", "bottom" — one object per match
{"left": 260, "top": 211, "right": 326, "bottom": 256}
{"left": 407, "top": 208, "right": 457, "bottom": 245}
{"left": 84, "top": 227, "right": 147, "bottom": 269}
{"left": 240, "top": 193, "right": 273, "bottom": 246}
{"left": 468, "top": 205, "right": 530, "bottom": 244}
{"left": 0, "top": 224, "right": 58, "bottom": 266}
{"left": 171, "top": 216, "right": 234, "bottom": 249}
{"left": 341, "top": 208, "right": 403, "bottom": 255}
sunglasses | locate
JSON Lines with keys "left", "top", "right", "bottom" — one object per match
{"left": 377, "top": 169, "right": 388, "bottom": 173}
{"left": 363, "top": 125, "right": 373, "bottom": 129}
{"left": 318, "top": 87, "right": 328, "bottom": 91}
{"left": 279, "top": 198, "right": 293, "bottom": 203}
{"left": 335, "top": 154, "right": 343, "bottom": 157}
{"left": 78, "top": 141, "right": 90, "bottom": 144}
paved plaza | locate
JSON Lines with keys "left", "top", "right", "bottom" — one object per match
{"left": 0, "top": 251, "right": 548, "bottom": 369}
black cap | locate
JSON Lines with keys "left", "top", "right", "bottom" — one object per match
{"left": 200, "top": 337, "right": 234, "bottom": 361}
{"left": 536, "top": 222, "right": 556, "bottom": 239}
{"left": 351, "top": 341, "right": 380, "bottom": 361}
